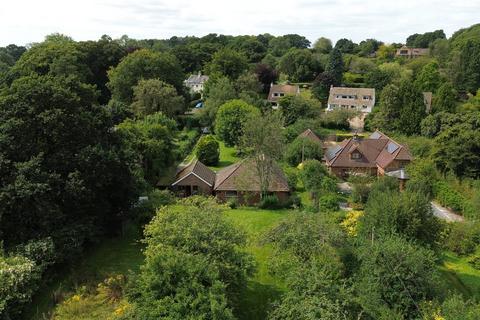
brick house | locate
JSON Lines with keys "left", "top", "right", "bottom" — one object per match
{"left": 171, "top": 159, "right": 216, "bottom": 197}
{"left": 214, "top": 159, "right": 290, "bottom": 205}
{"left": 172, "top": 158, "right": 290, "bottom": 205}
{"left": 325, "top": 131, "right": 412, "bottom": 178}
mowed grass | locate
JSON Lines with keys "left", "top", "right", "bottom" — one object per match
{"left": 183, "top": 135, "right": 241, "bottom": 171}
{"left": 26, "top": 225, "right": 144, "bottom": 320}
{"left": 440, "top": 250, "right": 480, "bottom": 299}
{"left": 208, "top": 139, "right": 241, "bottom": 171}
{"left": 225, "top": 207, "right": 294, "bottom": 320}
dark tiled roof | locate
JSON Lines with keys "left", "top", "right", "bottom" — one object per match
{"left": 298, "top": 129, "right": 322, "bottom": 143}
{"left": 172, "top": 159, "right": 216, "bottom": 186}
{"left": 267, "top": 84, "right": 300, "bottom": 102}
{"left": 214, "top": 158, "right": 290, "bottom": 192}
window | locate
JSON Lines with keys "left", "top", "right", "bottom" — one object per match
{"left": 363, "top": 95, "right": 370, "bottom": 100}
{"left": 362, "top": 105, "right": 368, "bottom": 109}
{"left": 279, "top": 93, "right": 285, "bottom": 97}
{"left": 350, "top": 105, "right": 356, "bottom": 109}
{"left": 192, "top": 185, "right": 199, "bottom": 195}
{"left": 341, "top": 95, "right": 348, "bottom": 99}
{"left": 273, "top": 92, "right": 279, "bottom": 97}
{"left": 226, "top": 191, "right": 237, "bottom": 199}
{"left": 351, "top": 152, "right": 361, "bottom": 160}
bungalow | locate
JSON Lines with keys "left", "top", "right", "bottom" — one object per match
{"left": 171, "top": 159, "right": 216, "bottom": 197}
{"left": 184, "top": 72, "right": 209, "bottom": 93}
{"left": 267, "top": 84, "right": 300, "bottom": 109}
{"left": 325, "top": 131, "right": 413, "bottom": 178}
{"left": 171, "top": 158, "right": 290, "bottom": 205}
{"left": 214, "top": 159, "right": 290, "bottom": 205}
{"left": 395, "top": 46, "right": 429, "bottom": 58}
{"left": 327, "top": 87, "right": 376, "bottom": 113}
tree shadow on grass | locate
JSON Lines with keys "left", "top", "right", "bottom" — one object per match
{"left": 234, "top": 280, "right": 283, "bottom": 320}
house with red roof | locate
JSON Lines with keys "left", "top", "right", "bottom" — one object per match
{"left": 325, "top": 131, "right": 413, "bottom": 178}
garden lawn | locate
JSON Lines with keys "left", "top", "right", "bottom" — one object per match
{"left": 225, "top": 207, "right": 294, "bottom": 320}
{"left": 208, "top": 139, "right": 241, "bottom": 171}
{"left": 182, "top": 135, "right": 241, "bottom": 171}
{"left": 440, "top": 250, "right": 480, "bottom": 299}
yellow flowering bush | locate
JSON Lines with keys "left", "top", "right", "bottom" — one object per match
{"left": 340, "top": 210, "right": 363, "bottom": 236}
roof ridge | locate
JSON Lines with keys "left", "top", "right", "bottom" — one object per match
{"left": 329, "top": 138, "right": 351, "bottom": 165}
{"left": 214, "top": 159, "right": 245, "bottom": 190}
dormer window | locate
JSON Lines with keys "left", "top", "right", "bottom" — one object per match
{"left": 351, "top": 152, "right": 361, "bottom": 160}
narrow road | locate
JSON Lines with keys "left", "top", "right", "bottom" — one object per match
{"left": 431, "top": 201, "right": 464, "bottom": 222}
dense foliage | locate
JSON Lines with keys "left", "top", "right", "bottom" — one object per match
{"left": 195, "top": 135, "right": 220, "bottom": 165}
{"left": 125, "top": 197, "right": 254, "bottom": 318}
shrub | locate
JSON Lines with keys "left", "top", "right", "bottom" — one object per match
{"left": 320, "top": 109, "right": 357, "bottom": 130}
{"left": 177, "top": 129, "right": 200, "bottom": 160}
{"left": 319, "top": 194, "right": 339, "bottom": 211}
{"left": 434, "top": 181, "right": 465, "bottom": 213}
{"left": 351, "top": 181, "right": 371, "bottom": 204}
{"left": 259, "top": 195, "right": 281, "bottom": 210}
{"left": 97, "top": 275, "right": 127, "bottom": 303}
{"left": 228, "top": 200, "right": 238, "bottom": 209}
{"left": 283, "top": 167, "right": 298, "bottom": 191}
{"left": 444, "top": 221, "right": 480, "bottom": 255}
{"left": 133, "top": 189, "right": 175, "bottom": 225}
{"left": 468, "top": 253, "right": 480, "bottom": 270}
{"left": 286, "top": 194, "right": 302, "bottom": 209}
{"left": 285, "top": 137, "right": 323, "bottom": 166}
{"left": 341, "top": 210, "right": 364, "bottom": 236}
{"left": 195, "top": 135, "right": 220, "bottom": 165}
